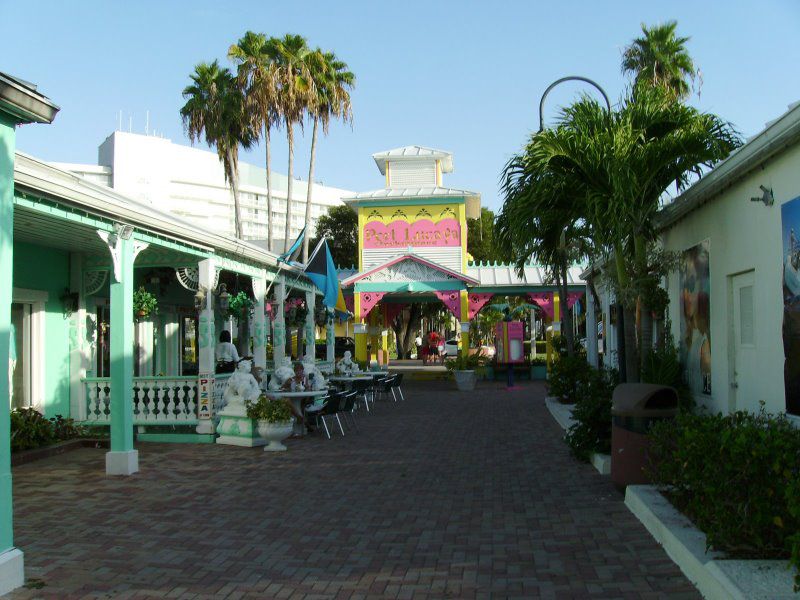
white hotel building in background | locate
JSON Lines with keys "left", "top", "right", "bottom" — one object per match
{"left": 55, "top": 130, "right": 353, "bottom": 251}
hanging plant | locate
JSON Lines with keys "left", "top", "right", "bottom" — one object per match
{"left": 227, "top": 291, "right": 254, "bottom": 320}
{"left": 286, "top": 302, "right": 308, "bottom": 328}
{"left": 133, "top": 287, "right": 158, "bottom": 319}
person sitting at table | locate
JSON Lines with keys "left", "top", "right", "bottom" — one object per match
{"left": 215, "top": 330, "right": 239, "bottom": 373}
{"left": 282, "top": 362, "right": 308, "bottom": 391}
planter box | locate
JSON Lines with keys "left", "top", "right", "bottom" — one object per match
{"left": 625, "top": 485, "right": 796, "bottom": 599}
{"left": 531, "top": 365, "right": 548, "bottom": 380}
{"left": 453, "top": 370, "right": 477, "bottom": 391}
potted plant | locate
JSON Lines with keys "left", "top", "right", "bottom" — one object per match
{"left": 132, "top": 286, "right": 158, "bottom": 319}
{"left": 445, "top": 350, "right": 487, "bottom": 392}
{"left": 530, "top": 356, "right": 548, "bottom": 380}
{"left": 246, "top": 394, "right": 295, "bottom": 452}
{"left": 228, "top": 291, "right": 254, "bottom": 319}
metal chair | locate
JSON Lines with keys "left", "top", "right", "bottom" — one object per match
{"left": 308, "top": 393, "right": 345, "bottom": 439}
{"left": 351, "top": 379, "right": 373, "bottom": 412}
{"left": 338, "top": 391, "right": 360, "bottom": 432}
{"left": 390, "top": 373, "right": 405, "bottom": 401}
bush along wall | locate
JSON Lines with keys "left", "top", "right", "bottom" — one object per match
{"left": 10, "top": 408, "right": 84, "bottom": 452}
{"left": 563, "top": 366, "right": 619, "bottom": 461}
{"left": 648, "top": 405, "right": 800, "bottom": 590}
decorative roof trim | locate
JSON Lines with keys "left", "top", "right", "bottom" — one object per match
{"left": 341, "top": 253, "right": 479, "bottom": 287}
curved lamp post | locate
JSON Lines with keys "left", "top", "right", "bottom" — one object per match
{"left": 538, "top": 75, "right": 611, "bottom": 131}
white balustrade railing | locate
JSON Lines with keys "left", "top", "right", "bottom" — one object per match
{"left": 84, "top": 376, "right": 199, "bottom": 425}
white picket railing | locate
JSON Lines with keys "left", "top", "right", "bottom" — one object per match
{"left": 84, "top": 377, "right": 199, "bottom": 425}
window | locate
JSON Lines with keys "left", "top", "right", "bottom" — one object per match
{"left": 739, "top": 285, "right": 754, "bottom": 346}
{"left": 10, "top": 289, "right": 47, "bottom": 411}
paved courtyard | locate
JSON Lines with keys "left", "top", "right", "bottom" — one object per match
{"left": 7, "top": 380, "right": 697, "bottom": 599}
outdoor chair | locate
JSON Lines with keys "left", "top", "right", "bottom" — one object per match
{"left": 338, "top": 391, "right": 360, "bottom": 432}
{"left": 389, "top": 373, "right": 405, "bottom": 401}
{"left": 308, "top": 392, "right": 344, "bottom": 439}
{"left": 372, "top": 375, "right": 394, "bottom": 403}
{"left": 351, "top": 379, "right": 373, "bottom": 412}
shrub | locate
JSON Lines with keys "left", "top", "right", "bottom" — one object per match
{"left": 648, "top": 405, "right": 800, "bottom": 587}
{"left": 246, "top": 394, "right": 294, "bottom": 423}
{"left": 548, "top": 355, "right": 592, "bottom": 403}
{"left": 10, "top": 409, "right": 84, "bottom": 452}
{"left": 564, "top": 366, "right": 619, "bottom": 460}
{"left": 641, "top": 335, "right": 694, "bottom": 411}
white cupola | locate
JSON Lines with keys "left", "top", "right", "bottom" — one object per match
{"left": 371, "top": 145, "right": 454, "bottom": 189}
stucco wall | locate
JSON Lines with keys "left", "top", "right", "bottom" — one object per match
{"left": 662, "top": 142, "right": 800, "bottom": 416}
{"left": 13, "top": 241, "right": 71, "bottom": 418}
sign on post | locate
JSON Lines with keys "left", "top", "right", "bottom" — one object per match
{"left": 198, "top": 374, "right": 214, "bottom": 420}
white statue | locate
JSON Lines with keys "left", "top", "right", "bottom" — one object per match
{"left": 268, "top": 356, "right": 295, "bottom": 391}
{"left": 221, "top": 359, "right": 261, "bottom": 416}
{"left": 337, "top": 351, "right": 357, "bottom": 375}
{"left": 302, "top": 360, "right": 327, "bottom": 391}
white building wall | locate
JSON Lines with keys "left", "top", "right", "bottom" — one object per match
{"left": 661, "top": 142, "right": 800, "bottom": 418}
{"left": 57, "top": 131, "right": 352, "bottom": 251}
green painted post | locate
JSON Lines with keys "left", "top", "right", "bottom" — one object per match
{"left": 105, "top": 235, "right": 141, "bottom": 475}
{"left": 0, "top": 114, "right": 17, "bottom": 558}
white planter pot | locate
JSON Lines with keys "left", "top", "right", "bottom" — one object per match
{"left": 257, "top": 419, "right": 294, "bottom": 452}
{"left": 453, "top": 370, "right": 477, "bottom": 392}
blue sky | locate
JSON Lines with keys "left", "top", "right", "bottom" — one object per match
{"left": 3, "top": 1, "right": 800, "bottom": 210}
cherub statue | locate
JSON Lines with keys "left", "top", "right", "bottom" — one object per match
{"left": 222, "top": 359, "right": 261, "bottom": 416}
{"left": 268, "top": 356, "right": 295, "bottom": 391}
{"left": 337, "top": 350, "right": 356, "bottom": 375}
{"left": 302, "top": 360, "right": 327, "bottom": 391}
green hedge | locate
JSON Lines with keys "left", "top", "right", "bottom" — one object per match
{"left": 648, "top": 407, "right": 800, "bottom": 589}
{"left": 10, "top": 408, "right": 84, "bottom": 452}
{"left": 564, "top": 366, "right": 618, "bottom": 461}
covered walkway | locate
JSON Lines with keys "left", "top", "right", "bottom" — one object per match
{"left": 8, "top": 381, "right": 696, "bottom": 599}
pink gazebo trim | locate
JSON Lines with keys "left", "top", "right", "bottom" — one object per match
{"left": 567, "top": 292, "right": 584, "bottom": 309}
{"left": 359, "top": 291, "right": 385, "bottom": 320}
{"left": 434, "top": 290, "right": 462, "bottom": 319}
{"left": 468, "top": 293, "right": 494, "bottom": 319}
{"left": 528, "top": 292, "right": 555, "bottom": 320}
{"left": 383, "top": 303, "right": 405, "bottom": 327}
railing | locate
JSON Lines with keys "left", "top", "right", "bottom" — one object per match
{"left": 84, "top": 376, "right": 199, "bottom": 425}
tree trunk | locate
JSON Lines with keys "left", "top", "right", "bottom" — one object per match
{"left": 391, "top": 304, "right": 421, "bottom": 359}
{"left": 283, "top": 120, "right": 294, "bottom": 253}
{"left": 622, "top": 304, "right": 640, "bottom": 382}
{"left": 302, "top": 117, "right": 319, "bottom": 263}
{"left": 265, "top": 123, "right": 274, "bottom": 253}
{"left": 229, "top": 148, "right": 243, "bottom": 239}
{"left": 559, "top": 261, "right": 575, "bottom": 356}
{"left": 639, "top": 300, "right": 654, "bottom": 367}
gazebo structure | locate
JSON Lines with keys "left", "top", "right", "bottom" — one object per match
{"left": 340, "top": 146, "right": 587, "bottom": 363}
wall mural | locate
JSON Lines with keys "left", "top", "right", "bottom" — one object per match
{"left": 679, "top": 239, "right": 712, "bottom": 396}
{"left": 781, "top": 196, "right": 800, "bottom": 415}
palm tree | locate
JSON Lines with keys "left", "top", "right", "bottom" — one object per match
{"left": 229, "top": 31, "right": 280, "bottom": 252}
{"left": 266, "top": 34, "right": 315, "bottom": 253}
{"left": 301, "top": 49, "right": 355, "bottom": 262}
{"left": 622, "top": 21, "right": 697, "bottom": 99}
{"left": 499, "top": 87, "right": 738, "bottom": 381}
{"left": 180, "top": 60, "right": 253, "bottom": 239}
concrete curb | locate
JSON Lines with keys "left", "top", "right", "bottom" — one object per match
{"left": 544, "top": 397, "right": 610, "bottom": 475}
{"left": 625, "top": 485, "right": 795, "bottom": 599}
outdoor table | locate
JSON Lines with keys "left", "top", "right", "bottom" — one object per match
{"left": 267, "top": 389, "right": 327, "bottom": 436}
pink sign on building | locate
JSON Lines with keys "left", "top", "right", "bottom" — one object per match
{"left": 363, "top": 218, "right": 461, "bottom": 249}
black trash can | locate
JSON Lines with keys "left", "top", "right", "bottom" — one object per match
{"left": 611, "top": 383, "right": 678, "bottom": 489}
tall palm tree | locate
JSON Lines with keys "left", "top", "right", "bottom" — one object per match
{"left": 301, "top": 49, "right": 355, "bottom": 262}
{"left": 499, "top": 87, "right": 738, "bottom": 381}
{"left": 180, "top": 60, "right": 253, "bottom": 238}
{"left": 622, "top": 21, "right": 697, "bottom": 99}
{"left": 266, "top": 34, "right": 315, "bottom": 253}
{"left": 229, "top": 31, "right": 280, "bottom": 251}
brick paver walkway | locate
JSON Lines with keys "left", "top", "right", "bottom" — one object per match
{"left": 8, "top": 380, "right": 697, "bottom": 599}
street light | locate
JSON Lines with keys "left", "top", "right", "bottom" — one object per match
{"left": 538, "top": 75, "right": 611, "bottom": 131}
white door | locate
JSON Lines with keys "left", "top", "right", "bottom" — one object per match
{"left": 731, "top": 271, "right": 757, "bottom": 411}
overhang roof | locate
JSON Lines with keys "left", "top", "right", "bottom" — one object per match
{"left": 0, "top": 71, "right": 59, "bottom": 124}
{"left": 372, "top": 145, "right": 453, "bottom": 174}
{"left": 343, "top": 186, "right": 479, "bottom": 202}
{"left": 657, "top": 100, "right": 800, "bottom": 230}
{"left": 341, "top": 253, "right": 479, "bottom": 287}
{"left": 465, "top": 262, "right": 585, "bottom": 287}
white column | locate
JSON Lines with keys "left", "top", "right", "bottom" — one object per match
{"left": 135, "top": 319, "right": 154, "bottom": 376}
{"left": 586, "top": 282, "right": 599, "bottom": 368}
{"left": 165, "top": 317, "right": 179, "bottom": 376}
{"left": 69, "top": 253, "right": 88, "bottom": 420}
{"left": 196, "top": 258, "right": 216, "bottom": 435}
{"left": 272, "top": 276, "right": 286, "bottom": 364}
{"left": 305, "top": 290, "right": 316, "bottom": 362}
{"left": 326, "top": 315, "right": 335, "bottom": 363}
{"left": 252, "top": 274, "right": 267, "bottom": 370}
